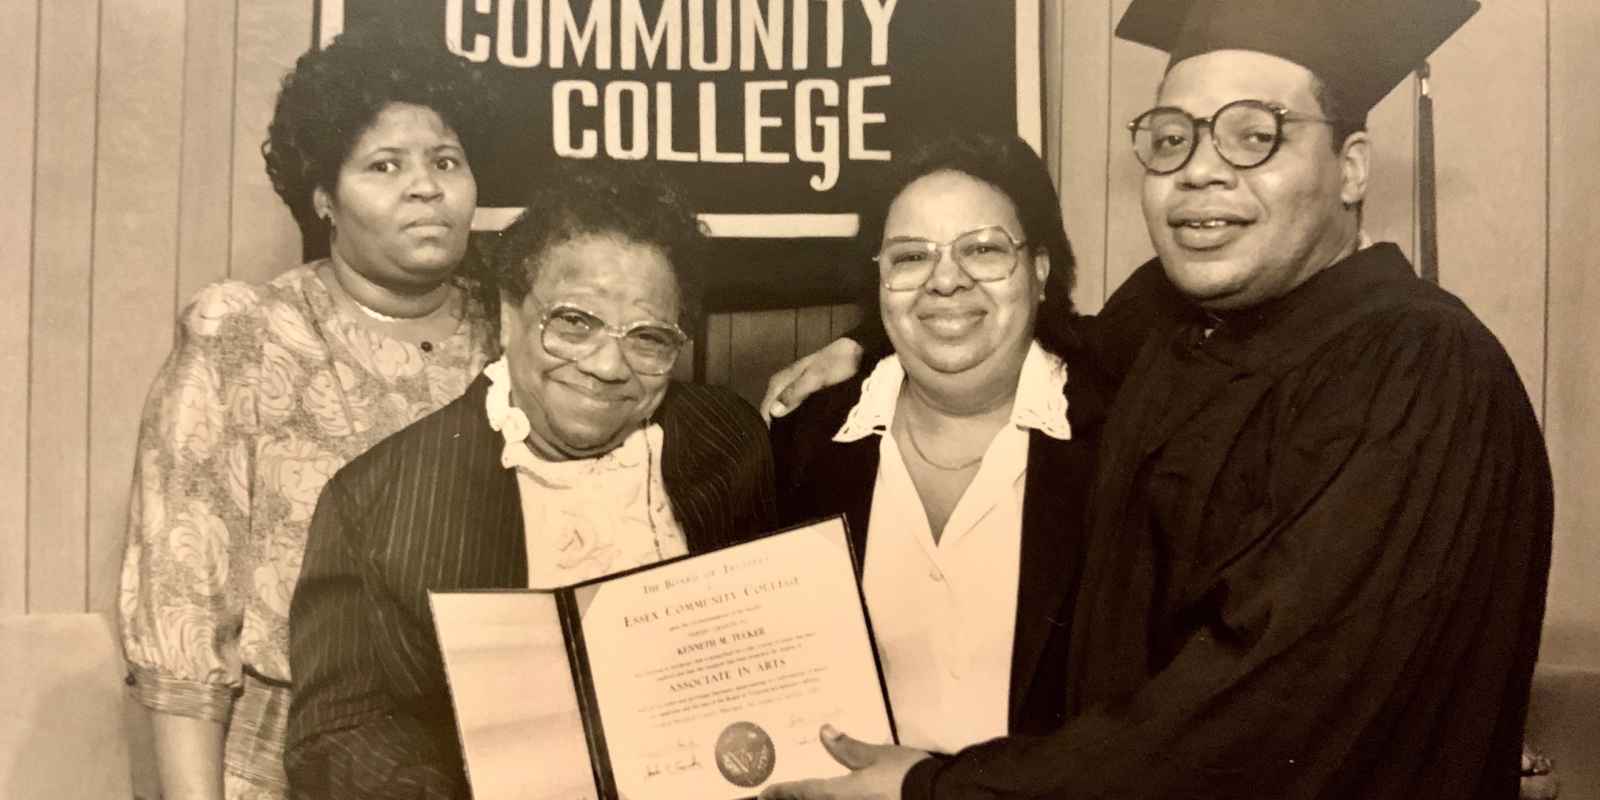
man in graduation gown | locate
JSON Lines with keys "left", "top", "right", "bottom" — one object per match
{"left": 760, "top": 1, "right": 1553, "bottom": 798}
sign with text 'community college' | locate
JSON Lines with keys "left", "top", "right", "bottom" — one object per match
{"left": 315, "top": 0, "right": 1042, "bottom": 307}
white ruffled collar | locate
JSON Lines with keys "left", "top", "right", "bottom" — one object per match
{"left": 833, "top": 342, "right": 1072, "bottom": 443}
{"left": 483, "top": 358, "right": 655, "bottom": 486}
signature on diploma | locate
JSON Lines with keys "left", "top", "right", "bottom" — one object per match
{"left": 642, "top": 739, "right": 702, "bottom": 779}
{"left": 787, "top": 706, "right": 844, "bottom": 745}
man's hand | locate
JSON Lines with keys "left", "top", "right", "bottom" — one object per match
{"left": 759, "top": 725, "right": 931, "bottom": 800}
{"left": 761, "top": 338, "right": 865, "bottom": 423}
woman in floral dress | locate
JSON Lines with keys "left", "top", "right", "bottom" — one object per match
{"left": 118, "top": 27, "right": 498, "bottom": 800}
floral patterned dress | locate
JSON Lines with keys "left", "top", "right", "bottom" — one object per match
{"left": 118, "top": 262, "right": 495, "bottom": 799}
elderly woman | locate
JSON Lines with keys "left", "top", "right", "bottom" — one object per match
{"left": 769, "top": 131, "right": 1109, "bottom": 754}
{"left": 117, "top": 28, "right": 497, "bottom": 800}
{"left": 284, "top": 161, "right": 777, "bottom": 799}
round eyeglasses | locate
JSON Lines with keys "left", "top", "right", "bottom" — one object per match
{"left": 875, "top": 226, "right": 1028, "bottom": 292}
{"left": 1127, "top": 99, "right": 1341, "bottom": 175}
{"left": 531, "top": 301, "right": 689, "bottom": 377}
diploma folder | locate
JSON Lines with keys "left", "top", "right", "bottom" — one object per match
{"left": 430, "top": 515, "right": 895, "bottom": 800}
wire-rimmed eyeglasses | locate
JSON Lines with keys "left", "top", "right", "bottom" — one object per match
{"left": 874, "top": 226, "right": 1029, "bottom": 292}
{"left": 1127, "top": 99, "right": 1342, "bottom": 175}
{"left": 530, "top": 300, "right": 688, "bottom": 376}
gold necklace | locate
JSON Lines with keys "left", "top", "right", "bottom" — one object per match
{"left": 903, "top": 415, "right": 984, "bottom": 471}
{"left": 348, "top": 294, "right": 405, "bottom": 323}
{"left": 323, "top": 263, "right": 457, "bottom": 324}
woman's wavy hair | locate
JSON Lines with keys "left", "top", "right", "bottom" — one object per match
{"left": 261, "top": 24, "right": 496, "bottom": 261}
{"left": 490, "top": 160, "right": 709, "bottom": 335}
{"left": 855, "top": 130, "right": 1081, "bottom": 357}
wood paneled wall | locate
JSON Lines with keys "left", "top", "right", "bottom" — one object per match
{"left": 1542, "top": 0, "right": 1600, "bottom": 669}
{"left": 2, "top": 0, "right": 41, "bottom": 616}
{"left": 1, "top": 0, "right": 1596, "bottom": 790}
{"left": 3, "top": 0, "right": 1592, "bottom": 636}
{"left": 5, "top": 0, "right": 303, "bottom": 620}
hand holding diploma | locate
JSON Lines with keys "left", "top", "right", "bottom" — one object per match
{"left": 432, "top": 517, "right": 897, "bottom": 800}
{"left": 760, "top": 725, "right": 931, "bottom": 800}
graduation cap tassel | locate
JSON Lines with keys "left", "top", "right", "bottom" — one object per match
{"left": 1417, "top": 61, "right": 1439, "bottom": 284}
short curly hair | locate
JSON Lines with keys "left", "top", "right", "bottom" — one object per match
{"left": 491, "top": 160, "right": 708, "bottom": 333}
{"left": 855, "top": 130, "right": 1080, "bottom": 357}
{"left": 261, "top": 25, "right": 495, "bottom": 261}
{"left": 1309, "top": 73, "right": 1368, "bottom": 152}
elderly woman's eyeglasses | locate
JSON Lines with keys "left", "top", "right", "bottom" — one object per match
{"left": 532, "top": 301, "right": 689, "bottom": 376}
{"left": 1127, "top": 99, "right": 1341, "bottom": 175}
{"left": 875, "top": 226, "right": 1028, "bottom": 292}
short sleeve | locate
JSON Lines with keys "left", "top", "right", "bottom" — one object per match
{"left": 118, "top": 281, "right": 263, "bottom": 722}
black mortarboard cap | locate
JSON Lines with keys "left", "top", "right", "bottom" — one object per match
{"left": 1115, "top": 0, "right": 1480, "bottom": 118}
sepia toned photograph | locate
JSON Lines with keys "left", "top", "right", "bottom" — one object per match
{"left": 0, "top": 1, "right": 1593, "bottom": 798}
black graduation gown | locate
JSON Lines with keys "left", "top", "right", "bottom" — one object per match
{"left": 901, "top": 243, "right": 1553, "bottom": 800}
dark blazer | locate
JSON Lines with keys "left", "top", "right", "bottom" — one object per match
{"left": 768, "top": 351, "right": 1107, "bottom": 738}
{"left": 285, "top": 375, "right": 777, "bottom": 799}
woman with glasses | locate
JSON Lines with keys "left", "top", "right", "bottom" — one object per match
{"left": 284, "top": 161, "right": 777, "bottom": 799}
{"left": 769, "top": 131, "right": 1111, "bottom": 754}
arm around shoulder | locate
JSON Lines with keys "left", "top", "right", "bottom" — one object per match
{"left": 703, "top": 384, "right": 781, "bottom": 534}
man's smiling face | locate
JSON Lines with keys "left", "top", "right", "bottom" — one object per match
{"left": 1141, "top": 49, "right": 1366, "bottom": 311}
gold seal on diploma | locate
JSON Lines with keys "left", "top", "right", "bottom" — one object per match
{"left": 714, "top": 721, "right": 776, "bottom": 787}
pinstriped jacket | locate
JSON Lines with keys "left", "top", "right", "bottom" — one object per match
{"left": 284, "top": 374, "right": 777, "bottom": 799}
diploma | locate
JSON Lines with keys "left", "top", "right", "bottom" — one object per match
{"left": 430, "top": 516, "right": 894, "bottom": 800}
